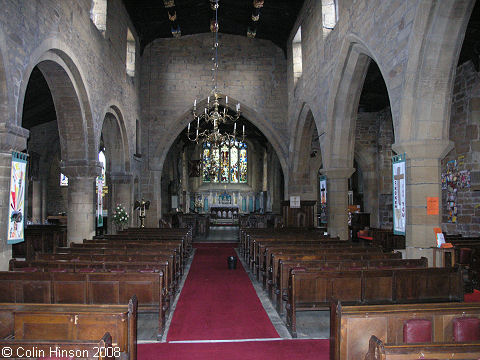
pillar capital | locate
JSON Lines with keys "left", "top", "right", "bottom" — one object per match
{"left": 0, "top": 123, "right": 29, "bottom": 152}
{"left": 320, "top": 167, "right": 355, "bottom": 179}
{"left": 109, "top": 172, "right": 133, "bottom": 184}
{"left": 60, "top": 159, "right": 102, "bottom": 179}
{"left": 392, "top": 139, "right": 453, "bottom": 160}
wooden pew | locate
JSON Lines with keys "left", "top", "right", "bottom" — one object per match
{"left": 365, "top": 335, "right": 480, "bottom": 360}
{"left": 9, "top": 258, "right": 176, "bottom": 302}
{"left": 274, "top": 257, "right": 428, "bottom": 314}
{"left": 331, "top": 301, "right": 480, "bottom": 360}
{"left": 0, "top": 332, "right": 115, "bottom": 359}
{"left": 0, "top": 271, "right": 165, "bottom": 340}
{"left": 287, "top": 266, "right": 463, "bottom": 337}
{"left": 0, "top": 296, "right": 137, "bottom": 360}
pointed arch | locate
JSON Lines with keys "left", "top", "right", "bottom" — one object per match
{"left": 325, "top": 35, "right": 393, "bottom": 170}
{"left": 397, "top": 0, "right": 476, "bottom": 143}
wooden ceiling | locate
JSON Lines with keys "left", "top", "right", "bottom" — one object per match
{"left": 121, "top": 0, "right": 305, "bottom": 54}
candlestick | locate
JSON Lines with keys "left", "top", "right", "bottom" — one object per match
{"left": 243, "top": 124, "right": 245, "bottom": 136}
{"left": 234, "top": 122, "right": 236, "bottom": 133}
{"left": 226, "top": 96, "right": 228, "bottom": 105}
{"left": 188, "top": 122, "right": 190, "bottom": 133}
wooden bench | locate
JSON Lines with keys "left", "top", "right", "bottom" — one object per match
{"left": 0, "top": 296, "right": 137, "bottom": 359}
{"left": 365, "top": 335, "right": 480, "bottom": 359}
{"left": 331, "top": 301, "right": 480, "bottom": 360}
{"left": 0, "top": 271, "right": 165, "bottom": 340}
{"left": 0, "top": 332, "right": 115, "bottom": 359}
{"left": 287, "top": 266, "right": 463, "bottom": 337}
{"left": 274, "top": 257, "right": 428, "bottom": 314}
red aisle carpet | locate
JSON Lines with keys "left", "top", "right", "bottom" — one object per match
{"left": 138, "top": 339, "right": 330, "bottom": 360}
{"left": 167, "top": 243, "right": 279, "bottom": 341}
{"left": 138, "top": 243, "right": 330, "bottom": 359}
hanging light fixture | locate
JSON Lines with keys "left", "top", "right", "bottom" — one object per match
{"left": 187, "top": 0, "right": 244, "bottom": 149}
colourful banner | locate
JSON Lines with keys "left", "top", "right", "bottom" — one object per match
{"left": 319, "top": 175, "right": 327, "bottom": 224}
{"left": 8, "top": 152, "right": 28, "bottom": 244}
{"left": 392, "top": 153, "right": 406, "bottom": 235}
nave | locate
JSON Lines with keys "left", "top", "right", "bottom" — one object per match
{"left": 138, "top": 230, "right": 330, "bottom": 359}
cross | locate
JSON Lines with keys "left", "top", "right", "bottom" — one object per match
{"left": 394, "top": 167, "right": 404, "bottom": 181}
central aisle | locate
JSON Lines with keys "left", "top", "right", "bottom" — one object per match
{"left": 167, "top": 243, "right": 279, "bottom": 341}
{"left": 138, "top": 242, "right": 330, "bottom": 359}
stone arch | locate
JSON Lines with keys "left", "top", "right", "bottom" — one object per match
{"left": 354, "top": 145, "right": 379, "bottom": 227}
{"left": 397, "top": 0, "right": 476, "bottom": 143}
{"left": 155, "top": 96, "right": 289, "bottom": 196}
{"left": 99, "top": 104, "right": 131, "bottom": 173}
{"left": 16, "top": 40, "right": 96, "bottom": 164}
{"left": 289, "top": 102, "right": 323, "bottom": 199}
{"left": 325, "top": 35, "right": 394, "bottom": 170}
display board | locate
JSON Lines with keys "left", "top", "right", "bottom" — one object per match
{"left": 392, "top": 153, "right": 406, "bottom": 235}
{"left": 7, "top": 152, "right": 28, "bottom": 244}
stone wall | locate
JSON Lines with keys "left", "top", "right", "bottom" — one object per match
{"left": 0, "top": 0, "right": 142, "bottom": 269}
{"left": 442, "top": 61, "right": 480, "bottom": 235}
{"left": 140, "top": 33, "right": 289, "bottom": 220}
{"left": 354, "top": 109, "right": 394, "bottom": 229}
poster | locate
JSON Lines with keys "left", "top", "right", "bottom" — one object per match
{"left": 427, "top": 197, "right": 439, "bottom": 215}
{"left": 290, "top": 196, "right": 300, "bottom": 208}
{"left": 319, "top": 175, "right": 327, "bottom": 224}
{"left": 96, "top": 177, "right": 103, "bottom": 227}
{"left": 8, "top": 152, "right": 28, "bottom": 244}
{"left": 392, "top": 153, "right": 406, "bottom": 235}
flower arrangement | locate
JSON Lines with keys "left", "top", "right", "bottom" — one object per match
{"left": 113, "top": 204, "right": 129, "bottom": 227}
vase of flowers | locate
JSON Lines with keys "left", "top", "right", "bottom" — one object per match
{"left": 113, "top": 204, "right": 129, "bottom": 232}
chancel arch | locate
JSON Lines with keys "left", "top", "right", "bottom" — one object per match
{"left": 159, "top": 117, "right": 285, "bottom": 221}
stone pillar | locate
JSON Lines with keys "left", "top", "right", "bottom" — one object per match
{"left": 111, "top": 173, "right": 133, "bottom": 230}
{"left": 362, "top": 170, "right": 379, "bottom": 228}
{"left": 392, "top": 140, "right": 453, "bottom": 261}
{"left": 0, "top": 124, "right": 29, "bottom": 270}
{"left": 262, "top": 148, "right": 268, "bottom": 192}
{"left": 41, "top": 178, "right": 47, "bottom": 223}
{"left": 61, "top": 160, "right": 101, "bottom": 244}
{"left": 31, "top": 179, "right": 42, "bottom": 223}
{"left": 320, "top": 168, "right": 355, "bottom": 240}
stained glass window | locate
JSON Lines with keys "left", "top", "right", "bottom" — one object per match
{"left": 230, "top": 145, "right": 238, "bottom": 183}
{"left": 202, "top": 141, "right": 247, "bottom": 184}
{"left": 239, "top": 142, "right": 247, "bottom": 183}
{"left": 202, "top": 143, "right": 211, "bottom": 182}
{"left": 220, "top": 143, "right": 229, "bottom": 183}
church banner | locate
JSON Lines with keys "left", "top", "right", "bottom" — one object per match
{"left": 7, "top": 152, "right": 28, "bottom": 244}
{"left": 319, "top": 175, "right": 327, "bottom": 224}
{"left": 392, "top": 153, "right": 406, "bottom": 235}
{"left": 96, "top": 177, "right": 103, "bottom": 227}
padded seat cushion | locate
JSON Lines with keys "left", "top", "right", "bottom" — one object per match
{"left": 453, "top": 317, "right": 480, "bottom": 342}
{"left": 403, "top": 319, "right": 432, "bottom": 343}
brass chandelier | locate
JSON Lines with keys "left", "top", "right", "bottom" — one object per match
{"left": 187, "top": 0, "right": 244, "bottom": 149}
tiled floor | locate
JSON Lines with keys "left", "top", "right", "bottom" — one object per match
{"left": 138, "top": 227, "right": 329, "bottom": 342}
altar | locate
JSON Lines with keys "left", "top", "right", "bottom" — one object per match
{"left": 210, "top": 204, "right": 239, "bottom": 219}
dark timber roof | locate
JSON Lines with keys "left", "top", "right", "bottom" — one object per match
{"left": 121, "top": 0, "right": 305, "bottom": 54}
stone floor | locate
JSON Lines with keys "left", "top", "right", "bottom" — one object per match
{"left": 194, "top": 226, "right": 240, "bottom": 242}
{"left": 138, "top": 227, "right": 329, "bottom": 342}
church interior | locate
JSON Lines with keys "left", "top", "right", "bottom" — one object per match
{"left": 1, "top": 0, "right": 480, "bottom": 359}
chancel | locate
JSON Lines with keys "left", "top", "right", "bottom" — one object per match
{"left": 0, "top": 0, "right": 480, "bottom": 359}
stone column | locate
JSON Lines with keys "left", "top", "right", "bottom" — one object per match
{"left": 31, "top": 179, "right": 42, "bottom": 223}
{"left": 111, "top": 173, "right": 133, "bottom": 230}
{"left": 392, "top": 140, "right": 453, "bottom": 261}
{"left": 61, "top": 160, "right": 101, "bottom": 244}
{"left": 320, "top": 168, "right": 355, "bottom": 240}
{"left": 41, "top": 177, "right": 47, "bottom": 223}
{"left": 0, "top": 124, "right": 29, "bottom": 270}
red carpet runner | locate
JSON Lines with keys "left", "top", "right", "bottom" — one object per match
{"left": 167, "top": 243, "right": 279, "bottom": 341}
{"left": 138, "top": 339, "right": 329, "bottom": 360}
{"left": 138, "top": 243, "right": 330, "bottom": 359}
